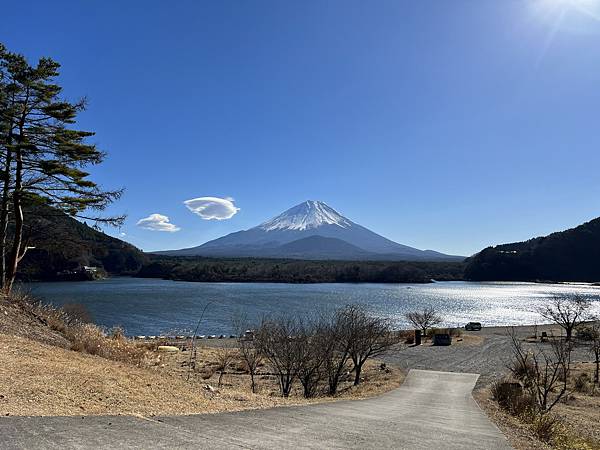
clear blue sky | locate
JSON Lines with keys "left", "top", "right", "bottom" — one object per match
{"left": 4, "top": 0, "right": 600, "bottom": 256}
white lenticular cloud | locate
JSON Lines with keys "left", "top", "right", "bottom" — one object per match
{"left": 136, "top": 213, "right": 180, "bottom": 232}
{"left": 184, "top": 196, "right": 240, "bottom": 220}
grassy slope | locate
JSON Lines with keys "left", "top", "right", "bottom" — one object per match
{"left": 0, "top": 296, "right": 402, "bottom": 417}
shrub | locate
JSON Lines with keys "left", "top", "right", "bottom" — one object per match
{"left": 199, "top": 367, "right": 216, "bottom": 380}
{"left": 109, "top": 326, "right": 126, "bottom": 341}
{"left": 530, "top": 414, "right": 560, "bottom": 443}
{"left": 448, "top": 327, "right": 463, "bottom": 338}
{"left": 574, "top": 373, "right": 592, "bottom": 394}
{"left": 576, "top": 326, "right": 597, "bottom": 342}
{"left": 61, "top": 303, "right": 93, "bottom": 325}
{"left": 66, "top": 323, "right": 149, "bottom": 366}
{"left": 491, "top": 380, "right": 535, "bottom": 416}
{"left": 520, "top": 411, "right": 595, "bottom": 449}
{"left": 509, "top": 355, "right": 536, "bottom": 384}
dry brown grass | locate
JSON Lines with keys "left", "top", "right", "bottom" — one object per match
{"left": 0, "top": 293, "right": 404, "bottom": 417}
{"left": 0, "top": 333, "right": 403, "bottom": 417}
{"left": 1, "top": 292, "right": 150, "bottom": 367}
{"left": 475, "top": 388, "right": 551, "bottom": 450}
{"left": 0, "top": 292, "right": 69, "bottom": 348}
{"left": 155, "top": 344, "right": 403, "bottom": 401}
{"left": 476, "top": 361, "right": 600, "bottom": 450}
{"left": 65, "top": 323, "right": 151, "bottom": 366}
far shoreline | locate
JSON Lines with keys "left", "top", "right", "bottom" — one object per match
{"left": 21, "top": 275, "right": 600, "bottom": 287}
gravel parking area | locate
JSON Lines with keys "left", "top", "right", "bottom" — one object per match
{"left": 383, "top": 324, "right": 593, "bottom": 387}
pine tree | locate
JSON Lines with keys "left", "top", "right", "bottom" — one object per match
{"left": 0, "top": 43, "right": 123, "bottom": 292}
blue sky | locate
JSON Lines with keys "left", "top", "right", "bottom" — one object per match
{"left": 4, "top": 0, "right": 600, "bottom": 256}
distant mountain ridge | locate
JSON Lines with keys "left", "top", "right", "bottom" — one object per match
{"left": 465, "top": 216, "right": 600, "bottom": 282}
{"left": 158, "top": 200, "right": 463, "bottom": 261}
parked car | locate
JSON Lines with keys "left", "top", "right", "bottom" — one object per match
{"left": 465, "top": 322, "right": 482, "bottom": 331}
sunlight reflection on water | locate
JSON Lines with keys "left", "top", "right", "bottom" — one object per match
{"left": 25, "top": 279, "right": 600, "bottom": 335}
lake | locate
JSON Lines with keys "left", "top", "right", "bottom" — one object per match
{"left": 23, "top": 278, "right": 600, "bottom": 336}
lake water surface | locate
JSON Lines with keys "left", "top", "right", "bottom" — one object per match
{"left": 24, "top": 278, "right": 600, "bottom": 336}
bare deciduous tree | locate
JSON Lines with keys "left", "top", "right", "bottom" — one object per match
{"left": 232, "top": 313, "right": 263, "bottom": 393}
{"left": 321, "top": 310, "right": 352, "bottom": 396}
{"left": 537, "top": 295, "right": 592, "bottom": 341}
{"left": 214, "top": 345, "right": 236, "bottom": 387}
{"left": 509, "top": 330, "right": 573, "bottom": 413}
{"left": 238, "top": 338, "right": 262, "bottom": 393}
{"left": 254, "top": 317, "right": 302, "bottom": 397}
{"left": 342, "top": 305, "right": 398, "bottom": 385}
{"left": 588, "top": 323, "right": 600, "bottom": 385}
{"left": 248, "top": 305, "right": 401, "bottom": 397}
{"left": 405, "top": 306, "right": 443, "bottom": 336}
{"left": 296, "top": 321, "right": 325, "bottom": 398}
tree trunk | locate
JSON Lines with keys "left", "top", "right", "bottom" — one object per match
{"left": 5, "top": 145, "right": 22, "bottom": 294}
{"left": 0, "top": 147, "right": 12, "bottom": 291}
{"left": 328, "top": 376, "right": 338, "bottom": 395}
{"left": 0, "top": 112, "right": 14, "bottom": 291}
{"left": 280, "top": 374, "right": 292, "bottom": 397}
{"left": 250, "top": 371, "right": 256, "bottom": 393}
{"left": 354, "top": 363, "right": 363, "bottom": 386}
{"left": 5, "top": 93, "right": 28, "bottom": 295}
{"left": 565, "top": 326, "right": 574, "bottom": 341}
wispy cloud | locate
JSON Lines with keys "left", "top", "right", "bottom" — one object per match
{"left": 184, "top": 196, "right": 240, "bottom": 220}
{"left": 136, "top": 213, "right": 180, "bottom": 232}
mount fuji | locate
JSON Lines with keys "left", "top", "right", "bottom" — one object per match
{"left": 159, "top": 200, "right": 463, "bottom": 261}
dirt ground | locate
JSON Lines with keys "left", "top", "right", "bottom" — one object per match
{"left": 384, "top": 324, "right": 593, "bottom": 387}
{"left": 0, "top": 332, "right": 403, "bottom": 417}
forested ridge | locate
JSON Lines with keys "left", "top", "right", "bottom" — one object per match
{"left": 465, "top": 216, "right": 600, "bottom": 282}
{"left": 137, "top": 255, "right": 465, "bottom": 284}
{"left": 18, "top": 204, "right": 147, "bottom": 281}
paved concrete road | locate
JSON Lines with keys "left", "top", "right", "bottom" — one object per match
{"left": 0, "top": 370, "right": 511, "bottom": 450}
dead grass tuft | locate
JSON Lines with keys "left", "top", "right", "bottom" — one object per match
{"left": 64, "top": 323, "right": 150, "bottom": 366}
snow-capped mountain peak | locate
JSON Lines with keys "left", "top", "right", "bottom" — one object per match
{"left": 257, "top": 200, "right": 353, "bottom": 231}
{"left": 159, "top": 200, "right": 464, "bottom": 262}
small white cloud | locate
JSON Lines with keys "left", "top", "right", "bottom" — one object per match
{"left": 119, "top": 232, "right": 127, "bottom": 237}
{"left": 136, "top": 213, "right": 180, "bottom": 232}
{"left": 184, "top": 196, "right": 240, "bottom": 220}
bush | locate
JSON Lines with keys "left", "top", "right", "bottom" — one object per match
{"left": 61, "top": 303, "right": 93, "bottom": 325}
{"left": 425, "top": 327, "right": 462, "bottom": 339}
{"left": 66, "top": 323, "right": 149, "bottom": 366}
{"left": 574, "top": 373, "right": 592, "bottom": 394}
{"left": 576, "top": 326, "right": 597, "bottom": 341}
{"left": 448, "top": 327, "right": 463, "bottom": 338}
{"left": 530, "top": 414, "right": 560, "bottom": 443}
{"left": 491, "top": 380, "right": 535, "bottom": 416}
{"left": 109, "top": 326, "right": 126, "bottom": 341}
{"left": 509, "top": 356, "right": 536, "bottom": 384}
{"left": 519, "top": 410, "right": 595, "bottom": 449}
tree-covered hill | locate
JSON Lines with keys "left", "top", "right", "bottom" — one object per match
{"left": 138, "top": 255, "right": 465, "bottom": 284}
{"left": 18, "top": 205, "right": 147, "bottom": 281}
{"left": 464, "top": 217, "right": 600, "bottom": 282}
